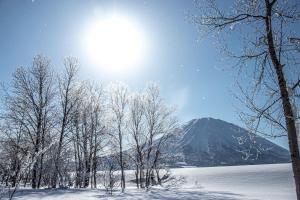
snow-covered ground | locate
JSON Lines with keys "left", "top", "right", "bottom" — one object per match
{"left": 12, "top": 163, "right": 296, "bottom": 200}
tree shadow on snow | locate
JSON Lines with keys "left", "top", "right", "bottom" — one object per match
{"left": 147, "top": 188, "right": 247, "bottom": 200}
{"left": 13, "top": 187, "right": 255, "bottom": 200}
{"left": 93, "top": 188, "right": 253, "bottom": 200}
{"left": 13, "top": 188, "right": 97, "bottom": 198}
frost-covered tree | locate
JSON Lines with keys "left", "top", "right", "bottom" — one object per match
{"left": 191, "top": 0, "right": 300, "bottom": 198}
{"left": 107, "top": 82, "right": 128, "bottom": 192}
{"left": 128, "top": 92, "right": 146, "bottom": 188}
{"left": 1, "top": 55, "right": 56, "bottom": 189}
{"left": 143, "top": 83, "right": 178, "bottom": 188}
{"left": 71, "top": 82, "right": 106, "bottom": 188}
{"left": 51, "top": 57, "right": 79, "bottom": 188}
{"left": 0, "top": 55, "right": 178, "bottom": 193}
{"left": 127, "top": 84, "right": 178, "bottom": 188}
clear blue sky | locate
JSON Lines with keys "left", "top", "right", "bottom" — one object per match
{"left": 0, "top": 0, "right": 289, "bottom": 148}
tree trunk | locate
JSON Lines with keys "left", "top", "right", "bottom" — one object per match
{"left": 32, "top": 137, "right": 40, "bottom": 189}
{"left": 37, "top": 153, "right": 44, "bottom": 188}
{"left": 31, "top": 160, "right": 38, "bottom": 189}
{"left": 52, "top": 119, "right": 67, "bottom": 188}
{"left": 92, "top": 155, "right": 97, "bottom": 188}
{"left": 155, "top": 168, "right": 161, "bottom": 185}
{"left": 38, "top": 127, "right": 46, "bottom": 189}
{"left": 23, "top": 171, "right": 29, "bottom": 187}
{"left": 145, "top": 169, "right": 151, "bottom": 188}
{"left": 139, "top": 167, "right": 144, "bottom": 188}
{"left": 264, "top": 1, "right": 300, "bottom": 199}
{"left": 135, "top": 165, "right": 139, "bottom": 188}
{"left": 119, "top": 126, "right": 125, "bottom": 192}
{"left": 10, "top": 158, "right": 20, "bottom": 188}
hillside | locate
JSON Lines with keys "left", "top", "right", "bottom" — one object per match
{"left": 165, "top": 118, "right": 290, "bottom": 167}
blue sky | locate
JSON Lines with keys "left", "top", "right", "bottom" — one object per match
{"left": 0, "top": 0, "right": 289, "bottom": 148}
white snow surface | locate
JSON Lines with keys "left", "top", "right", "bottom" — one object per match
{"left": 13, "top": 163, "right": 296, "bottom": 200}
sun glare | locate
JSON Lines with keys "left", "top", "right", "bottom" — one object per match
{"left": 84, "top": 14, "right": 147, "bottom": 73}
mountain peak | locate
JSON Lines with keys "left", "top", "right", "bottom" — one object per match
{"left": 166, "top": 117, "right": 290, "bottom": 167}
{"left": 188, "top": 117, "right": 231, "bottom": 125}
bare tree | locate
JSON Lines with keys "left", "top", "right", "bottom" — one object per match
{"left": 0, "top": 55, "right": 178, "bottom": 194}
{"left": 70, "top": 82, "right": 106, "bottom": 188}
{"left": 4, "top": 55, "right": 55, "bottom": 189}
{"left": 107, "top": 82, "right": 128, "bottom": 192}
{"left": 51, "top": 57, "right": 79, "bottom": 188}
{"left": 0, "top": 120, "right": 28, "bottom": 199}
{"left": 191, "top": 0, "right": 300, "bottom": 198}
{"left": 128, "top": 92, "right": 146, "bottom": 188}
{"left": 143, "top": 83, "right": 178, "bottom": 188}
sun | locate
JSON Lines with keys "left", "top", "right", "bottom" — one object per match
{"left": 84, "top": 14, "right": 146, "bottom": 73}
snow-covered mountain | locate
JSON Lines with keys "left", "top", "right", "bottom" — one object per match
{"left": 165, "top": 117, "right": 290, "bottom": 167}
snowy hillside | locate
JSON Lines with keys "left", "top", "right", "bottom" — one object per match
{"left": 13, "top": 163, "right": 296, "bottom": 200}
{"left": 165, "top": 118, "right": 290, "bottom": 167}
